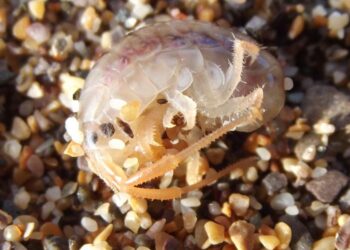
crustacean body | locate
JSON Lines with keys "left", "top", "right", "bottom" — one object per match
{"left": 66, "top": 20, "right": 285, "bottom": 200}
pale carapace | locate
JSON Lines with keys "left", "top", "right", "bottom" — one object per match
{"left": 68, "top": 20, "right": 285, "bottom": 200}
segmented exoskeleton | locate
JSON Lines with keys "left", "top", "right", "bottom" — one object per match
{"left": 66, "top": 20, "right": 285, "bottom": 200}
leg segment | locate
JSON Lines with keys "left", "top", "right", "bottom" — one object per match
{"left": 124, "top": 101, "right": 262, "bottom": 187}
{"left": 121, "top": 157, "right": 257, "bottom": 200}
{"left": 220, "top": 35, "right": 260, "bottom": 105}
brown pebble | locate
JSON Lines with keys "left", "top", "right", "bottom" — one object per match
{"left": 108, "top": 232, "right": 133, "bottom": 248}
{"left": 13, "top": 168, "right": 32, "bottom": 186}
{"left": 244, "top": 133, "right": 271, "bottom": 153}
{"left": 19, "top": 146, "right": 33, "bottom": 170}
{"left": 206, "top": 148, "right": 226, "bottom": 165}
{"left": 306, "top": 170, "right": 348, "bottom": 203}
{"left": 135, "top": 233, "right": 153, "bottom": 248}
{"left": 11, "top": 117, "right": 31, "bottom": 141}
{"left": 194, "top": 220, "right": 208, "bottom": 248}
{"left": 302, "top": 85, "right": 350, "bottom": 130}
{"left": 262, "top": 172, "right": 288, "bottom": 195}
{"left": 313, "top": 15, "right": 327, "bottom": 27}
{"left": 259, "top": 224, "right": 275, "bottom": 235}
{"left": 229, "top": 220, "right": 255, "bottom": 250}
{"left": 26, "top": 154, "right": 44, "bottom": 177}
{"left": 155, "top": 232, "right": 182, "bottom": 250}
{"left": 77, "top": 170, "right": 93, "bottom": 185}
{"left": 229, "top": 193, "right": 250, "bottom": 217}
{"left": 213, "top": 216, "right": 231, "bottom": 229}
{"left": 40, "top": 222, "right": 63, "bottom": 238}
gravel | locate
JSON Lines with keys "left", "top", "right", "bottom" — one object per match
{"left": 81, "top": 216, "right": 98, "bottom": 232}
{"left": 306, "top": 170, "right": 349, "bottom": 203}
{"left": 270, "top": 192, "right": 295, "bottom": 211}
{"left": 0, "top": 1, "right": 350, "bottom": 249}
{"left": 302, "top": 86, "right": 350, "bottom": 129}
{"left": 280, "top": 215, "right": 313, "bottom": 250}
{"left": 262, "top": 172, "right": 288, "bottom": 195}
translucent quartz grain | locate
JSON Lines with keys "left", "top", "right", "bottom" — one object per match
{"left": 3, "top": 225, "right": 22, "bottom": 242}
{"left": 81, "top": 217, "right": 98, "bottom": 232}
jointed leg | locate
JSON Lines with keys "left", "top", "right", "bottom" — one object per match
{"left": 120, "top": 157, "right": 257, "bottom": 200}
{"left": 89, "top": 87, "right": 263, "bottom": 199}
{"left": 124, "top": 100, "right": 263, "bottom": 188}
{"left": 180, "top": 156, "right": 257, "bottom": 194}
{"left": 238, "top": 36, "right": 260, "bottom": 64}
{"left": 221, "top": 35, "right": 260, "bottom": 104}
{"left": 91, "top": 103, "right": 262, "bottom": 200}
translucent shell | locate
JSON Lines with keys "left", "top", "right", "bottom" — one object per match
{"left": 76, "top": 20, "right": 284, "bottom": 195}
{"left": 80, "top": 21, "right": 284, "bottom": 122}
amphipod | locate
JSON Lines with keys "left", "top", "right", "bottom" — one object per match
{"left": 67, "top": 20, "right": 285, "bottom": 200}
